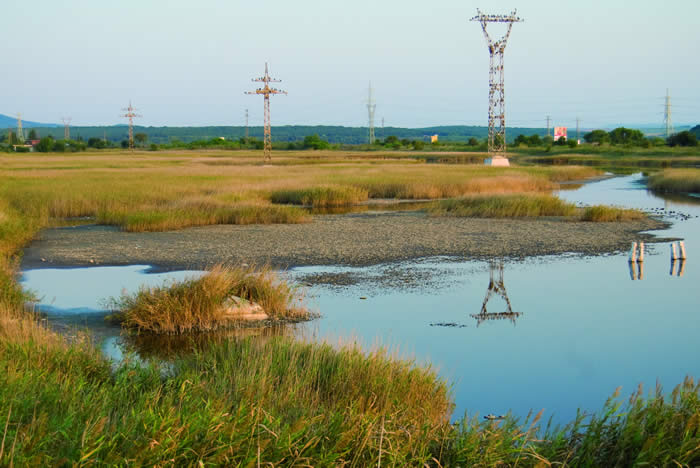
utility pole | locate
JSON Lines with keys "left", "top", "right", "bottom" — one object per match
{"left": 471, "top": 9, "right": 523, "bottom": 166}
{"left": 381, "top": 117, "right": 385, "bottom": 140}
{"left": 664, "top": 89, "right": 673, "bottom": 138}
{"left": 62, "top": 117, "right": 71, "bottom": 140}
{"left": 16, "top": 113, "right": 25, "bottom": 144}
{"left": 245, "top": 63, "right": 287, "bottom": 162}
{"left": 245, "top": 108, "right": 249, "bottom": 140}
{"left": 120, "top": 101, "right": 141, "bottom": 150}
{"left": 367, "top": 82, "right": 376, "bottom": 145}
{"left": 545, "top": 115, "right": 552, "bottom": 138}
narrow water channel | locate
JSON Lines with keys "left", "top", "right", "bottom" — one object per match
{"left": 20, "top": 174, "right": 699, "bottom": 424}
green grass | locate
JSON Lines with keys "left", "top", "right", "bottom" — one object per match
{"left": 428, "top": 194, "right": 578, "bottom": 218}
{"left": 108, "top": 265, "right": 311, "bottom": 334}
{"left": 270, "top": 185, "right": 369, "bottom": 206}
{"left": 580, "top": 205, "right": 646, "bottom": 222}
{"left": 648, "top": 169, "right": 700, "bottom": 194}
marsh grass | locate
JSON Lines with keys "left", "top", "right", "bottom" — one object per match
{"left": 270, "top": 185, "right": 369, "bottom": 206}
{"left": 580, "top": 205, "right": 645, "bottom": 222}
{"left": 109, "top": 265, "right": 311, "bottom": 334}
{"left": 0, "top": 298, "right": 698, "bottom": 466}
{"left": 98, "top": 202, "right": 310, "bottom": 232}
{"left": 428, "top": 194, "right": 578, "bottom": 218}
{"left": 648, "top": 168, "right": 700, "bottom": 193}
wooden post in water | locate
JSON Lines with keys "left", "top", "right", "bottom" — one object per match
{"left": 678, "top": 241, "right": 686, "bottom": 260}
{"left": 629, "top": 242, "right": 637, "bottom": 262}
{"left": 637, "top": 242, "right": 644, "bottom": 262}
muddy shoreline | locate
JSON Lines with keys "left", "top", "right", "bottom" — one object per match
{"left": 20, "top": 211, "right": 672, "bottom": 272}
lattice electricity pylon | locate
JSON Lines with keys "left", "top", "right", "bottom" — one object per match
{"left": 120, "top": 101, "right": 141, "bottom": 150}
{"left": 471, "top": 9, "right": 523, "bottom": 163}
{"left": 470, "top": 261, "right": 522, "bottom": 327}
{"left": 245, "top": 63, "right": 287, "bottom": 162}
{"left": 16, "top": 113, "right": 25, "bottom": 144}
{"left": 367, "top": 82, "right": 376, "bottom": 144}
{"left": 664, "top": 89, "right": 673, "bottom": 139}
{"left": 62, "top": 116, "right": 71, "bottom": 140}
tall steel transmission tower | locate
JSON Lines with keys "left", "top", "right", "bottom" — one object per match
{"left": 245, "top": 108, "right": 249, "bottom": 140}
{"left": 120, "top": 101, "right": 141, "bottom": 150}
{"left": 62, "top": 117, "right": 72, "bottom": 140}
{"left": 664, "top": 89, "right": 673, "bottom": 138}
{"left": 245, "top": 63, "right": 287, "bottom": 162}
{"left": 367, "top": 82, "right": 376, "bottom": 145}
{"left": 16, "top": 113, "right": 25, "bottom": 144}
{"left": 471, "top": 9, "right": 523, "bottom": 166}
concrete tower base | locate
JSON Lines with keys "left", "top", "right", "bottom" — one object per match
{"left": 484, "top": 156, "right": 510, "bottom": 167}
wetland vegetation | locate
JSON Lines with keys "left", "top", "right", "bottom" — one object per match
{"left": 1, "top": 150, "right": 698, "bottom": 464}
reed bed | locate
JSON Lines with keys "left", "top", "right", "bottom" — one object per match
{"left": 428, "top": 194, "right": 578, "bottom": 218}
{"left": 109, "top": 265, "right": 310, "bottom": 334}
{"left": 580, "top": 205, "right": 645, "bottom": 222}
{"left": 647, "top": 168, "right": 700, "bottom": 193}
{"left": 270, "top": 185, "right": 369, "bottom": 206}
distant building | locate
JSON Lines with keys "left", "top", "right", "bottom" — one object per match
{"left": 430, "top": 134, "right": 438, "bottom": 143}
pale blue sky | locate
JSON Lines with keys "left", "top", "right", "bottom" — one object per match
{"left": 3, "top": 0, "right": 699, "bottom": 129}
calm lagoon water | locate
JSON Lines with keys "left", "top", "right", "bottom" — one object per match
{"left": 20, "top": 174, "right": 699, "bottom": 424}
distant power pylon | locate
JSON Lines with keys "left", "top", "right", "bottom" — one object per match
{"left": 546, "top": 115, "right": 551, "bottom": 138}
{"left": 367, "top": 82, "right": 376, "bottom": 145}
{"left": 245, "top": 108, "right": 249, "bottom": 140}
{"left": 576, "top": 117, "right": 581, "bottom": 142}
{"left": 16, "top": 113, "right": 25, "bottom": 144}
{"left": 62, "top": 116, "right": 72, "bottom": 140}
{"left": 664, "top": 89, "right": 673, "bottom": 138}
{"left": 471, "top": 9, "right": 523, "bottom": 166}
{"left": 245, "top": 63, "right": 287, "bottom": 162}
{"left": 120, "top": 101, "right": 141, "bottom": 150}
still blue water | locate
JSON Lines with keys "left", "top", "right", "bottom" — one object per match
{"left": 20, "top": 174, "right": 699, "bottom": 424}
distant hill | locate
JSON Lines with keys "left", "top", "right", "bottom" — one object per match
{"left": 690, "top": 125, "right": 700, "bottom": 138}
{"left": 0, "top": 113, "right": 59, "bottom": 128}
{"left": 29, "top": 124, "right": 548, "bottom": 144}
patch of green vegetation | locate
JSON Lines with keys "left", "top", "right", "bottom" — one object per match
{"left": 580, "top": 205, "right": 645, "bottom": 222}
{"left": 428, "top": 194, "right": 577, "bottom": 218}
{"left": 270, "top": 186, "right": 369, "bottom": 207}
{"left": 648, "top": 169, "right": 700, "bottom": 194}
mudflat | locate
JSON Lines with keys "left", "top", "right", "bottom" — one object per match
{"left": 21, "top": 211, "right": 670, "bottom": 271}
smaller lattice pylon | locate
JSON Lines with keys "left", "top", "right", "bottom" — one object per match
{"left": 245, "top": 63, "right": 287, "bottom": 162}
{"left": 62, "top": 117, "right": 72, "bottom": 141}
{"left": 16, "top": 113, "right": 25, "bottom": 144}
{"left": 120, "top": 101, "right": 142, "bottom": 150}
{"left": 367, "top": 82, "right": 376, "bottom": 144}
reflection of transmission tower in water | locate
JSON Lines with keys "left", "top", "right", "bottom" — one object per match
{"left": 471, "top": 10, "right": 523, "bottom": 166}
{"left": 470, "top": 261, "right": 522, "bottom": 326}
{"left": 246, "top": 63, "right": 287, "bottom": 162}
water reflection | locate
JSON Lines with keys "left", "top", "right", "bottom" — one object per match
{"left": 670, "top": 259, "right": 686, "bottom": 277}
{"left": 628, "top": 261, "right": 644, "bottom": 280}
{"left": 116, "top": 324, "right": 292, "bottom": 361}
{"left": 471, "top": 261, "right": 522, "bottom": 327}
